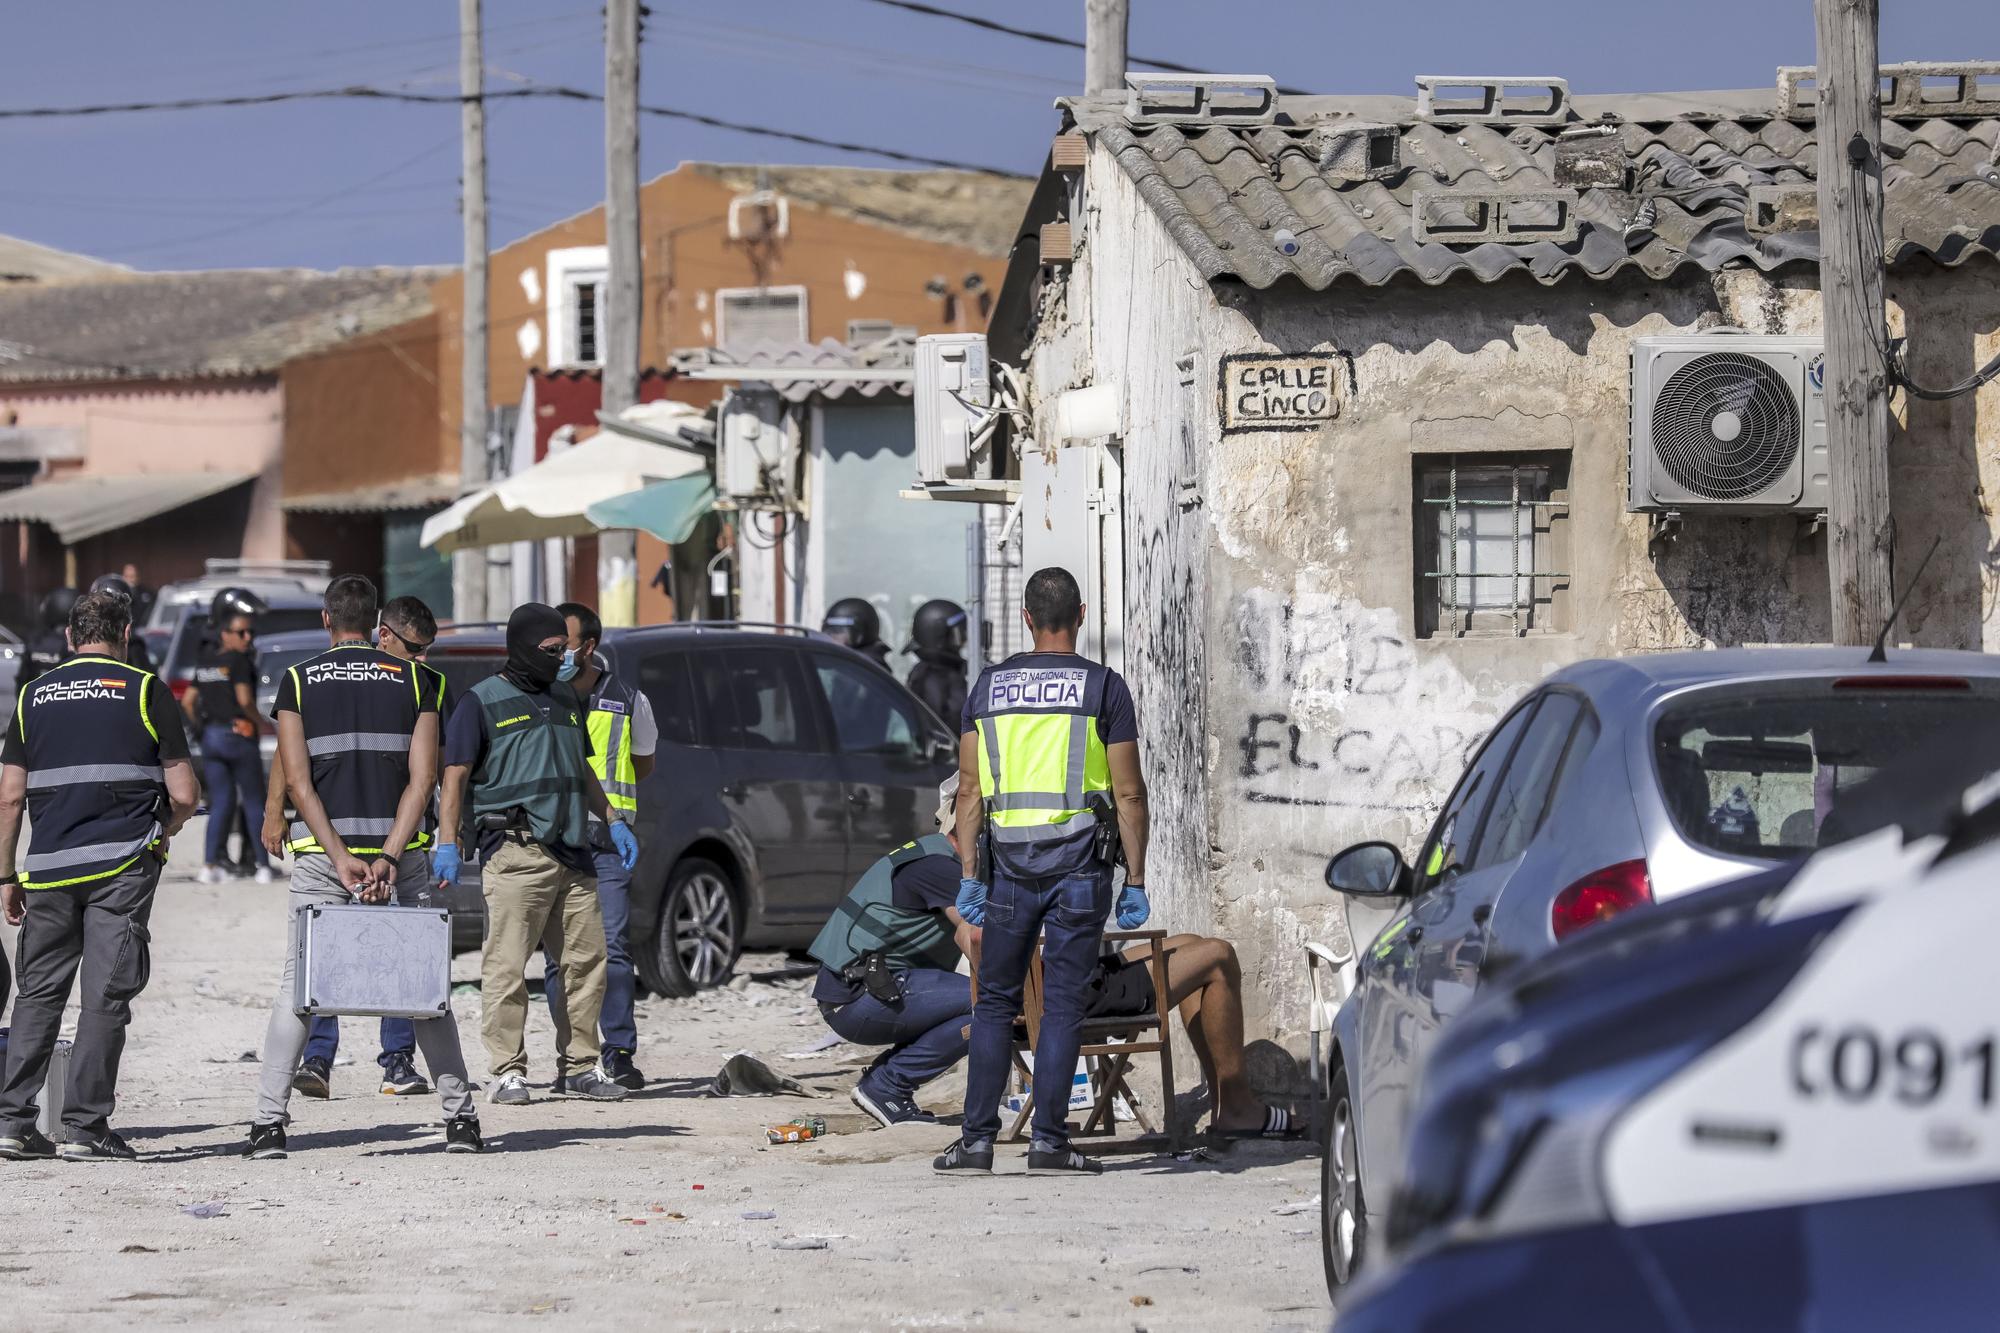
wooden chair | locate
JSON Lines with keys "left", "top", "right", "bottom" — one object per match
{"left": 993, "top": 929, "right": 1178, "bottom": 1152}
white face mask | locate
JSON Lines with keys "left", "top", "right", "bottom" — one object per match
{"left": 556, "top": 648, "right": 581, "bottom": 683}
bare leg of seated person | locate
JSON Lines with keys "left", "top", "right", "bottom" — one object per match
{"left": 1116, "top": 934, "right": 1282, "bottom": 1135}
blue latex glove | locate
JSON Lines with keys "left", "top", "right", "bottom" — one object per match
{"left": 1116, "top": 883, "right": 1150, "bottom": 930}
{"left": 610, "top": 820, "right": 640, "bottom": 871}
{"left": 956, "top": 877, "right": 988, "bottom": 927}
{"left": 432, "top": 843, "right": 461, "bottom": 885}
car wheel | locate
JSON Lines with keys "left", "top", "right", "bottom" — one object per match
{"left": 1321, "top": 1062, "right": 1368, "bottom": 1297}
{"left": 649, "top": 857, "right": 741, "bottom": 997}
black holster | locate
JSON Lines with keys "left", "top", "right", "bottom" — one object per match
{"left": 1086, "top": 792, "right": 1124, "bottom": 868}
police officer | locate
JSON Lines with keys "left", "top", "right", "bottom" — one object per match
{"left": 0, "top": 589, "right": 198, "bottom": 1161}
{"left": 536, "top": 601, "right": 657, "bottom": 1090}
{"left": 19, "top": 587, "right": 78, "bottom": 690}
{"left": 904, "top": 598, "right": 970, "bottom": 724}
{"left": 809, "top": 775, "right": 978, "bottom": 1126}
{"left": 242, "top": 575, "right": 478, "bottom": 1159}
{"left": 823, "top": 597, "right": 891, "bottom": 670}
{"left": 87, "top": 575, "right": 155, "bottom": 672}
{"left": 935, "top": 567, "right": 1151, "bottom": 1177}
{"left": 436, "top": 603, "right": 637, "bottom": 1106}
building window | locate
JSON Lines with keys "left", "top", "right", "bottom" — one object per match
{"left": 1415, "top": 453, "right": 1570, "bottom": 638}
{"left": 716, "top": 285, "right": 808, "bottom": 350}
{"left": 545, "top": 245, "right": 608, "bottom": 367}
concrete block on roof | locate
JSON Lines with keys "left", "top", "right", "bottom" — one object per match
{"left": 1416, "top": 75, "right": 1571, "bottom": 126}
{"left": 1124, "top": 73, "right": 1278, "bottom": 126}
{"left": 1779, "top": 62, "right": 2000, "bottom": 120}
{"left": 1412, "top": 188, "right": 1580, "bottom": 245}
{"left": 1311, "top": 123, "right": 1401, "bottom": 182}
{"left": 1553, "top": 126, "right": 1628, "bottom": 190}
{"left": 1746, "top": 183, "right": 1819, "bottom": 236}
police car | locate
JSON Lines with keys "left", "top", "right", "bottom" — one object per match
{"left": 1336, "top": 780, "right": 2000, "bottom": 1331}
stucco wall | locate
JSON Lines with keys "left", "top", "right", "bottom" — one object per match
{"left": 1029, "top": 139, "right": 2000, "bottom": 1047}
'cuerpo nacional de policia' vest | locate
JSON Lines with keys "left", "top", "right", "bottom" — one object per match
{"left": 281, "top": 643, "right": 443, "bottom": 855}
{"left": 18, "top": 656, "right": 170, "bottom": 888}
{"left": 969, "top": 657, "right": 1113, "bottom": 877}
{"left": 584, "top": 662, "right": 639, "bottom": 821}
{"left": 469, "top": 675, "right": 593, "bottom": 848}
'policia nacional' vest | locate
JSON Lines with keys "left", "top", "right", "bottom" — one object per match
{"left": 584, "top": 661, "right": 638, "bottom": 822}
{"left": 18, "top": 655, "right": 169, "bottom": 889}
{"left": 807, "top": 833, "right": 961, "bottom": 977}
{"left": 284, "top": 641, "right": 439, "bottom": 856}
{"left": 969, "top": 654, "right": 1113, "bottom": 878}
{"left": 469, "top": 675, "right": 593, "bottom": 851}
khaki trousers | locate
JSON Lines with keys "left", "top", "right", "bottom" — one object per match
{"left": 479, "top": 838, "right": 606, "bottom": 1079}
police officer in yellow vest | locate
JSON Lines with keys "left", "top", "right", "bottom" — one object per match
{"left": 0, "top": 590, "right": 199, "bottom": 1161}
{"left": 536, "top": 601, "right": 656, "bottom": 1090}
{"left": 935, "top": 567, "right": 1151, "bottom": 1177}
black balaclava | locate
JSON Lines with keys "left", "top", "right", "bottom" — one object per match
{"left": 503, "top": 602, "right": 568, "bottom": 693}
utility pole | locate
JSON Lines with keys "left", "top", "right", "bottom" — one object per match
{"left": 600, "top": 0, "right": 643, "bottom": 626}
{"left": 1083, "top": 0, "right": 1127, "bottom": 96}
{"left": 1815, "top": 0, "right": 1895, "bottom": 644}
{"left": 454, "top": 0, "right": 490, "bottom": 623}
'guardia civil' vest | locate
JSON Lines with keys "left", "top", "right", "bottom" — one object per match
{"left": 18, "top": 655, "right": 168, "bottom": 889}
{"left": 807, "top": 833, "right": 961, "bottom": 977}
{"left": 969, "top": 654, "right": 1112, "bottom": 877}
{"left": 469, "top": 675, "right": 593, "bottom": 850}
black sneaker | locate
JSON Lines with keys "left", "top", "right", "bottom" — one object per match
{"left": 0, "top": 1127, "right": 58, "bottom": 1160}
{"left": 599, "top": 1048, "right": 646, "bottom": 1091}
{"left": 556, "top": 1068, "right": 629, "bottom": 1101}
{"left": 932, "top": 1138, "right": 995, "bottom": 1174}
{"left": 444, "top": 1116, "right": 483, "bottom": 1154}
{"left": 850, "top": 1080, "right": 940, "bottom": 1128}
{"left": 293, "top": 1056, "right": 332, "bottom": 1100}
{"left": 1027, "top": 1144, "right": 1103, "bottom": 1176}
{"left": 59, "top": 1129, "right": 138, "bottom": 1162}
{"left": 244, "top": 1121, "right": 288, "bottom": 1160}
{"left": 379, "top": 1053, "right": 430, "bottom": 1097}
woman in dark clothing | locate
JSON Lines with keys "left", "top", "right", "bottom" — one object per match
{"left": 183, "top": 611, "right": 273, "bottom": 884}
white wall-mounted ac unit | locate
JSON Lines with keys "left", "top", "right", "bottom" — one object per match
{"left": 719, "top": 387, "right": 788, "bottom": 501}
{"left": 914, "top": 332, "right": 991, "bottom": 483}
{"left": 1629, "top": 333, "right": 1828, "bottom": 513}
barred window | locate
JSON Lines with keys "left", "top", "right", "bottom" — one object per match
{"left": 1416, "top": 454, "right": 1570, "bottom": 638}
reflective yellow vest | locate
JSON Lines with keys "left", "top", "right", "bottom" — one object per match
{"left": 586, "top": 668, "right": 639, "bottom": 819}
{"left": 969, "top": 655, "right": 1111, "bottom": 874}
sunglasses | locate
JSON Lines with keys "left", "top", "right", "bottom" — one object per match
{"left": 383, "top": 624, "right": 435, "bottom": 656}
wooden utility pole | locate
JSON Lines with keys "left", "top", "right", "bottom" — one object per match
{"left": 1815, "top": 0, "right": 1895, "bottom": 644}
{"left": 601, "top": 0, "right": 642, "bottom": 626}
{"left": 1083, "top": 0, "right": 1127, "bottom": 95}
{"left": 454, "top": 0, "right": 490, "bottom": 623}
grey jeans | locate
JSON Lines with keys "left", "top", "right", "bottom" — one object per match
{"left": 0, "top": 856, "right": 160, "bottom": 1138}
{"left": 254, "top": 852, "right": 473, "bottom": 1125}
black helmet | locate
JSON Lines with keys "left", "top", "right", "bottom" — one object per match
{"left": 209, "top": 585, "right": 267, "bottom": 625}
{"left": 89, "top": 573, "right": 133, "bottom": 602}
{"left": 907, "top": 598, "right": 968, "bottom": 655}
{"left": 38, "top": 586, "right": 79, "bottom": 630}
{"left": 822, "top": 597, "right": 880, "bottom": 649}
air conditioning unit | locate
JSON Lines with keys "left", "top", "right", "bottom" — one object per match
{"left": 1628, "top": 333, "right": 1828, "bottom": 513}
{"left": 914, "top": 333, "right": 991, "bottom": 483}
{"left": 718, "top": 387, "right": 788, "bottom": 501}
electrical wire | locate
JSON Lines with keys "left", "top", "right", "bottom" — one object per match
{"left": 853, "top": 0, "right": 1309, "bottom": 96}
{"left": 0, "top": 84, "right": 1027, "bottom": 177}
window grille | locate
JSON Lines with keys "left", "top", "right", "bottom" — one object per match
{"left": 1416, "top": 456, "right": 1569, "bottom": 638}
{"left": 572, "top": 280, "right": 601, "bottom": 365}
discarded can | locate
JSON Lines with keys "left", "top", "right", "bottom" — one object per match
{"left": 765, "top": 1117, "right": 828, "bottom": 1145}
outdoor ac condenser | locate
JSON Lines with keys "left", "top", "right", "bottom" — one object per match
{"left": 1628, "top": 333, "right": 1828, "bottom": 513}
{"left": 914, "top": 333, "right": 991, "bottom": 483}
{"left": 718, "top": 387, "right": 787, "bottom": 501}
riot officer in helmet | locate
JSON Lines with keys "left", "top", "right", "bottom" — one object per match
{"left": 88, "top": 574, "right": 155, "bottom": 672}
{"left": 904, "top": 598, "right": 969, "bottom": 724}
{"left": 20, "top": 587, "right": 79, "bottom": 690}
{"left": 822, "top": 597, "right": 891, "bottom": 670}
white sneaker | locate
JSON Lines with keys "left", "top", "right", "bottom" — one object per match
{"left": 253, "top": 866, "right": 276, "bottom": 884}
{"left": 489, "top": 1074, "right": 530, "bottom": 1106}
{"left": 196, "top": 865, "right": 227, "bottom": 885}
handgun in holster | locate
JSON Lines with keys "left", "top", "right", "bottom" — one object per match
{"left": 1085, "top": 792, "right": 1124, "bottom": 868}
{"left": 477, "top": 807, "right": 531, "bottom": 842}
{"left": 976, "top": 799, "right": 994, "bottom": 882}
{"left": 842, "top": 949, "right": 906, "bottom": 1004}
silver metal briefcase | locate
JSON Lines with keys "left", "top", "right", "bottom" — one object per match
{"left": 292, "top": 903, "right": 452, "bottom": 1018}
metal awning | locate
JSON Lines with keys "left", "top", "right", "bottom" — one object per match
{"left": 282, "top": 475, "right": 458, "bottom": 514}
{"left": 0, "top": 470, "right": 254, "bottom": 544}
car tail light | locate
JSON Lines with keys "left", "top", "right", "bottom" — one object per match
{"left": 169, "top": 677, "right": 191, "bottom": 701}
{"left": 1551, "top": 860, "right": 1652, "bottom": 941}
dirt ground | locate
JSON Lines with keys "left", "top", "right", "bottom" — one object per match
{"left": 0, "top": 820, "right": 1332, "bottom": 1331}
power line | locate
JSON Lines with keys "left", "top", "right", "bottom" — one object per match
{"left": 855, "top": 0, "right": 1308, "bottom": 95}
{"left": 0, "top": 83, "right": 1027, "bottom": 176}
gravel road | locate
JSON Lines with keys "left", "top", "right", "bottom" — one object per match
{"left": 0, "top": 822, "right": 1331, "bottom": 1331}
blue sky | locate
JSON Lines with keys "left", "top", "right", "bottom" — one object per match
{"left": 3, "top": 1, "right": 1996, "bottom": 272}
